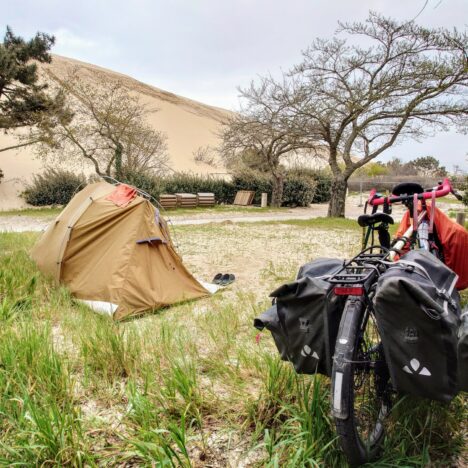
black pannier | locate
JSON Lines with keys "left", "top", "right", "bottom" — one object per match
{"left": 254, "top": 258, "right": 345, "bottom": 376}
{"left": 457, "top": 309, "right": 468, "bottom": 392}
{"left": 374, "top": 250, "right": 461, "bottom": 402}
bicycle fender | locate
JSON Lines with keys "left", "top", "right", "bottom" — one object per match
{"left": 331, "top": 296, "right": 364, "bottom": 420}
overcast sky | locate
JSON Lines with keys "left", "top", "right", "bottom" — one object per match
{"left": 3, "top": 0, "right": 467, "bottom": 170}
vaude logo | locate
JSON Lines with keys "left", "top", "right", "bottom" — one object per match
{"left": 299, "top": 317, "right": 311, "bottom": 333}
{"left": 301, "top": 345, "right": 319, "bottom": 359}
{"left": 402, "top": 358, "right": 431, "bottom": 376}
{"left": 404, "top": 327, "right": 419, "bottom": 344}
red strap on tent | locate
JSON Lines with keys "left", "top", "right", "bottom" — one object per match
{"left": 106, "top": 184, "right": 137, "bottom": 207}
{"left": 413, "top": 193, "right": 418, "bottom": 231}
{"left": 429, "top": 189, "right": 436, "bottom": 233}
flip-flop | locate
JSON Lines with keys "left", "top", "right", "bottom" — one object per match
{"left": 220, "top": 273, "right": 235, "bottom": 286}
{"left": 212, "top": 273, "right": 223, "bottom": 284}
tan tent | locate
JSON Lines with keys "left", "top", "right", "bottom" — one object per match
{"left": 32, "top": 181, "right": 209, "bottom": 320}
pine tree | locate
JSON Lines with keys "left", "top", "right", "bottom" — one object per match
{"left": 0, "top": 26, "right": 63, "bottom": 150}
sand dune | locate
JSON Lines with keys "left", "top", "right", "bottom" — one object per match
{"left": 0, "top": 55, "right": 231, "bottom": 209}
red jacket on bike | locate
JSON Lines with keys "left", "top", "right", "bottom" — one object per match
{"left": 396, "top": 206, "right": 468, "bottom": 290}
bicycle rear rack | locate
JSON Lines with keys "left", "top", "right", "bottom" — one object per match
{"left": 328, "top": 246, "right": 390, "bottom": 287}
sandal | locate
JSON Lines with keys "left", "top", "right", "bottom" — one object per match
{"left": 212, "top": 273, "right": 223, "bottom": 284}
{"left": 220, "top": 273, "right": 235, "bottom": 286}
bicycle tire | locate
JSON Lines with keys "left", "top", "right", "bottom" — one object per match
{"left": 331, "top": 296, "right": 391, "bottom": 466}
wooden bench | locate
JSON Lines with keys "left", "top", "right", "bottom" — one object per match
{"left": 160, "top": 192, "right": 216, "bottom": 209}
{"left": 159, "top": 194, "right": 177, "bottom": 209}
{"left": 197, "top": 192, "right": 215, "bottom": 207}
{"left": 175, "top": 193, "right": 197, "bottom": 208}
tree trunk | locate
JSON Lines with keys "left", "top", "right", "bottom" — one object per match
{"left": 271, "top": 173, "right": 284, "bottom": 207}
{"left": 114, "top": 143, "right": 123, "bottom": 180}
{"left": 327, "top": 176, "right": 348, "bottom": 217}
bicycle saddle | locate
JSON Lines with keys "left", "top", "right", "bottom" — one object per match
{"left": 358, "top": 212, "right": 394, "bottom": 227}
{"left": 392, "top": 182, "right": 424, "bottom": 197}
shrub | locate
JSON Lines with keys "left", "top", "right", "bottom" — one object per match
{"left": 119, "top": 170, "right": 236, "bottom": 205}
{"left": 308, "top": 171, "right": 332, "bottom": 203}
{"left": 119, "top": 168, "right": 164, "bottom": 200}
{"left": 232, "top": 171, "right": 272, "bottom": 205}
{"left": 233, "top": 170, "right": 316, "bottom": 207}
{"left": 286, "top": 168, "right": 332, "bottom": 204}
{"left": 282, "top": 176, "right": 316, "bottom": 207}
{"left": 23, "top": 168, "right": 86, "bottom": 206}
{"left": 118, "top": 169, "right": 320, "bottom": 207}
{"left": 459, "top": 175, "right": 468, "bottom": 207}
{"left": 162, "top": 172, "right": 236, "bottom": 204}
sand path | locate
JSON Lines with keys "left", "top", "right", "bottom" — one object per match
{"left": 0, "top": 196, "right": 413, "bottom": 232}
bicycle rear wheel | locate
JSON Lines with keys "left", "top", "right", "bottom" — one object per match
{"left": 331, "top": 297, "right": 392, "bottom": 466}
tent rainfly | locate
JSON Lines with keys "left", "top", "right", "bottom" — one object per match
{"left": 32, "top": 182, "right": 210, "bottom": 320}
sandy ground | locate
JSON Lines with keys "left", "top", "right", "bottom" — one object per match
{"left": 178, "top": 222, "right": 362, "bottom": 298}
{"left": 1, "top": 195, "right": 461, "bottom": 233}
{"left": 0, "top": 200, "right": 359, "bottom": 232}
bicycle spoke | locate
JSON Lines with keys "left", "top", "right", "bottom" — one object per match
{"left": 352, "top": 312, "right": 387, "bottom": 446}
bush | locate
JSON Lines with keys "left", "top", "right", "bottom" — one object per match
{"left": 120, "top": 170, "right": 236, "bottom": 205}
{"left": 22, "top": 166, "right": 326, "bottom": 208}
{"left": 310, "top": 171, "right": 332, "bottom": 203}
{"left": 161, "top": 172, "right": 236, "bottom": 204}
{"left": 286, "top": 168, "right": 332, "bottom": 203}
{"left": 232, "top": 171, "right": 316, "bottom": 207}
{"left": 118, "top": 169, "right": 321, "bottom": 207}
{"left": 23, "top": 168, "right": 86, "bottom": 206}
{"left": 232, "top": 171, "right": 272, "bottom": 205}
{"left": 119, "top": 168, "right": 164, "bottom": 200}
{"left": 459, "top": 175, "right": 468, "bottom": 207}
{"left": 282, "top": 176, "right": 316, "bottom": 207}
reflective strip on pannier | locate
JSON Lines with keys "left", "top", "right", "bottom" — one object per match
{"left": 374, "top": 250, "right": 461, "bottom": 402}
{"left": 254, "top": 258, "right": 345, "bottom": 376}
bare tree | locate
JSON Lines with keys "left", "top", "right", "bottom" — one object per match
{"left": 122, "top": 126, "right": 169, "bottom": 175}
{"left": 30, "top": 70, "right": 169, "bottom": 177}
{"left": 221, "top": 79, "right": 317, "bottom": 206}
{"left": 282, "top": 12, "right": 467, "bottom": 216}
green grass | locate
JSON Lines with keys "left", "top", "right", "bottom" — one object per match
{"left": 163, "top": 204, "right": 287, "bottom": 216}
{"left": 0, "top": 205, "right": 287, "bottom": 219}
{"left": 0, "top": 207, "right": 63, "bottom": 217}
{"left": 274, "top": 216, "right": 360, "bottom": 230}
{"left": 0, "top": 225, "right": 465, "bottom": 466}
{"left": 438, "top": 197, "right": 463, "bottom": 205}
{"left": 448, "top": 207, "right": 468, "bottom": 217}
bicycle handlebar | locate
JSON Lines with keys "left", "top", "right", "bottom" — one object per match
{"left": 368, "top": 178, "right": 459, "bottom": 206}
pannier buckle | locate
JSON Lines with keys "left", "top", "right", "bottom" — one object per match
{"left": 436, "top": 288, "right": 457, "bottom": 310}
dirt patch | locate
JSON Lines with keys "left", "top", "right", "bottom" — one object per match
{"left": 177, "top": 222, "right": 361, "bottom": 298}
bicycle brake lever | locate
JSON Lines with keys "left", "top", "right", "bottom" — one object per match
{"left": 452, "top": 190, "right": 463, "bottom": 201}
